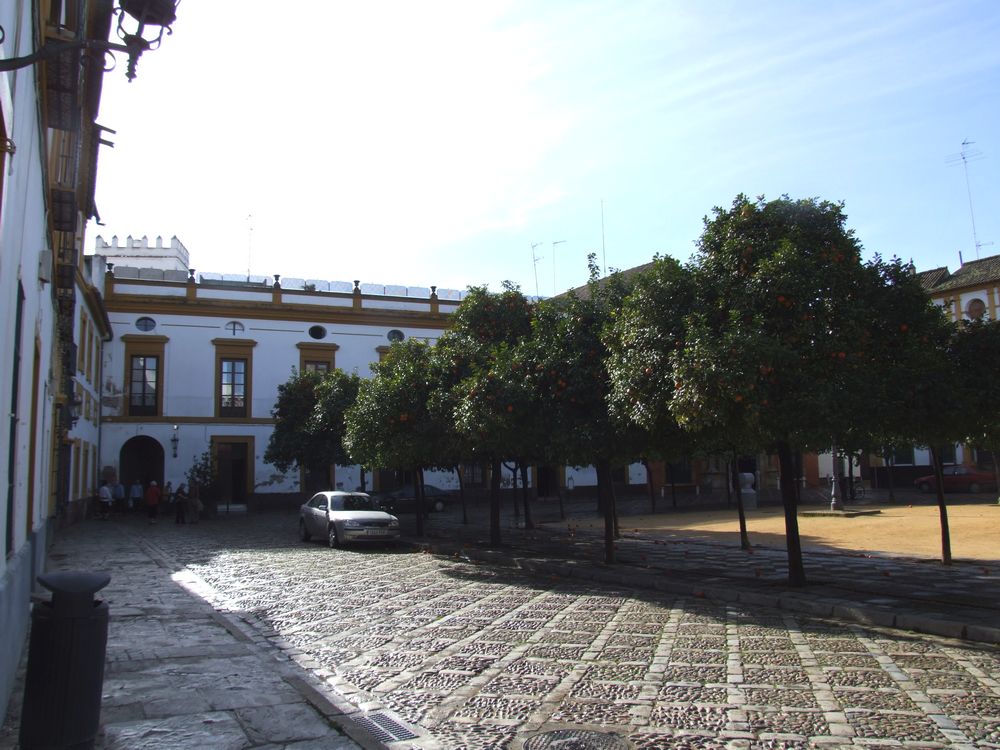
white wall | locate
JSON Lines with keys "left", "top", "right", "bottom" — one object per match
{"left": 100, "top": 292, "right": 449, "bottom": 495}
{"left": 1, "top": 22, "right": 58, "bottom": 559}
{"left": 0, "top": 0, "right": 59, "bottom": 715}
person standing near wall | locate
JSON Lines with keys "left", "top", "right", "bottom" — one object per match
{"left": 174, "top": 483, "right": 189, "bottom": 524}
{"left": 97, "top": 481, "right": 113, "bottom": 520}
{"left": 188, "top": 482, "right": 202, "bottom": 524}
{"left": 112, "top": 480, "right": 126, "bottom": 513}
{"left": 130, "top": 479, "right": 144, "bottom": 512}
{"left": 145, "top": 480, "right": 161, "bottom": 524}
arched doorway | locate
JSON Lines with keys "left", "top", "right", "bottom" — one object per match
{"left": 120, "top": 436, "right": 165, "bottom": 490}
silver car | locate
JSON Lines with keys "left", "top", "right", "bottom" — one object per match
{"left": 298, "top": 491, "right": 401, "bottom": 547}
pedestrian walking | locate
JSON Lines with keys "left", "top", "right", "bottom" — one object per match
{"left": 164, "top": 481, "right": 174, "bottom": 511}
{"left": 188, "top": 482, "right": 202, "bottom": 524}
{"left": 174, "top": 483, "right": 189, "bottom": 524}
{"left": 145, "top": 480, "right": 161, "bottom": 524}
{"left": 112, "top": 480, "right": 126, "bottom": 513}
{"left": 97, "top": 481, "right": 113, "bottom": 520}
{"left": 129, "top": 479, "right": 144, "bottom": 512}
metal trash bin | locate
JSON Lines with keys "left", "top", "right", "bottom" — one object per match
{"left": 19, "top": 571, "right": 111, "bottom": 750}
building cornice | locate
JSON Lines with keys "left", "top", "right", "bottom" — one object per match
{"left": 103, "top": 293, "right": 453, "bottom": 330}
{"left": 102, "top": 415, "right": 275, "bottom": 426}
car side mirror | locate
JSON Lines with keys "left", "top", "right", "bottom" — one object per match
{"left": 317, "top": 502, "right": 328, "bottom": 511}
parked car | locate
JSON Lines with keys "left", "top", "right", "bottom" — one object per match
{"left": 376, "top": 484, "right": 452, "bottom": 513}
{"left": 913, "top": 466, "right": 996, "bottom": 493}
{"left": 299, "top": 491, "right": 400, "bottom": 547}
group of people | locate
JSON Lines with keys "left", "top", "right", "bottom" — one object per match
{"left": 96, "top": 478, "right": 202, "bottom": 524}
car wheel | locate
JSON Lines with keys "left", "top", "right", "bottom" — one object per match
{"left": 917, "top": 482, "right": 931, "bottom": 493}
{"left": 299, "top": 519, "right": 311, "bottom": 542}
{"left": 433, "top": 499, "right": 445, "bottom": 512}
{"left": 328, "top": 525, "right": 340, "bottom": 549}
{"left": 969, "top": 482, "right": 981, "bottom": 493}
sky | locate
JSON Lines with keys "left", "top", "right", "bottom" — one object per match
{"left": 91, "top": 0, "right": 1000, "bottom": 298}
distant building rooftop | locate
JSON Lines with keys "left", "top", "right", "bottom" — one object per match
{"left": 916, "top": 253, "right": 1000, "bottom": 294}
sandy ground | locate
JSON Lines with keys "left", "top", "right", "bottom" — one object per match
{"left": 555, "top": 500, "right": 1000, "bottom": 562}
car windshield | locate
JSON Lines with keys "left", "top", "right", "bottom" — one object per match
{"left": 340, "top": 494, "right": 375, "bottom": 511}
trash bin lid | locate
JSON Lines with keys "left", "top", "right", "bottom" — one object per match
{"left": 37, "top": 571, "right": 111, "bottom": 614}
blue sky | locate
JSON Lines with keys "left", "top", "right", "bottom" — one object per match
{"left": 92, "top": 1, "right": 1000, "bottom": 298}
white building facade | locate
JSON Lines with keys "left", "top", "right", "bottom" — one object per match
{"left": 94, "top": 237, "right": 463, "bottom": 505}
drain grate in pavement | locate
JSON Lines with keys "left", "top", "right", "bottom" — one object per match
{"left": 523, "top": 729, "right": 631, "bottom": 749}
{"left": 354, "top": 711, "right": 419, "bottom": 743}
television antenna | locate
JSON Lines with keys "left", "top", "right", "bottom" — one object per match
{"left": 246, "top": 213, "right": 254, "bottom": 280}
{"left": 946, "top": 139, "right": 991, "bottom": 260}
{"left": 530, "top": 242, "right": 543, "bottom": 299}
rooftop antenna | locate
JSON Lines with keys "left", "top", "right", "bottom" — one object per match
{"left": 530, "top": 242, "right": 543, "bottom": 299}
{"left": 946, "top": 140, "right": 991, "bottom": 260}
{"left": 246, "top": 213, "right": 254, "bottom": 280}
{"left": 552, "top": 240, "right": 566, "bottom": 296}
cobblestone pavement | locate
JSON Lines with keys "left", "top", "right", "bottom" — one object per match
{"left": 142, "top": 513, "right": 1000, "bottom": 750}
{"left": 0, "top": 520, "right": 364, "bottom": 750}
{"left": 421, "top": 497, "right": 1000, "bottom": 643}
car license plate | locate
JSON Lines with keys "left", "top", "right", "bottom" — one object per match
{"left": 366, "top": 528, "right": 390, "bottom": 536}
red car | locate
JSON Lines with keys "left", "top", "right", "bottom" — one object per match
{"left": 914, "top": 465, "right": 996, "bottom": 493}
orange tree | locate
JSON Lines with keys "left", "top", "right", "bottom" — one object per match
{"left": 528, "top": 257, "right": 647, "bottom": 563}
{"left": 952, "top": 318, "right": 1000, "bottom": 491}
{"left": 344, "top": 339, "right": 445, "bottom": 536}
{"left": 605, "top": 255, "right": 698, "bottom": 487}
{"left": 882, "top": 306, "right": 1000, "bottom": 565}
{"left": 861, "top": 258, "right": 958, "bottom": 562}
{"left": 437, "top": 284, "right": 535, "bottom": 547}
{"left": 265, "top": 368, "right": 360, "bottom": 488}
{"left": 605, "top": 256, "right": 762, "bottom": 547}
{"left": 669, "top": 195, "right": 909, "bottom": 586}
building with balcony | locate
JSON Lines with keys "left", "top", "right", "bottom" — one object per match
{"left": 1, "top": 0, "right": 123, "bottom": 714}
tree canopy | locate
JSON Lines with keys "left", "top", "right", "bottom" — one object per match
{"left": 265, "top": 368, "right": 360, "bottom": 476}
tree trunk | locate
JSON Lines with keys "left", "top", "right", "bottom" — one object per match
{"left": 456, "top": 465, "right": 468, "bottom": 525}
{"left": 725, "top": 459, "right": 732, "bottom": 508}
{"left": 885, "top": 450, "right": 896, "bottom": 503}
{"left": 793, "top": 450, "right": 802, "bottom": 507}
{"left": 732, "top": 452, "right": 750, "bottom": 550}
{"left": 991, "top": 451, "right": 1000, "bottom": 504}
{"left": 360, "top": 467, "right": 367, "bottom": 492}
{"left": 489, "top": 458, "right": 502, "bottom": 547}
{"left": 776, "top": 441, "right": 807, "bottom": 586}
{"left": 504, "top": 461, "right": 520, "bottom": 522}
{"left": 847, "top": 452, "right": 856, "bottom": 502}
{"left": 611, "top": 473, "right": 620, "bottom": 539}
{"left": 929, "top": 445, "right": 952, "bottom": 565}
{"left": 414, "top": 467, "right": 425, "bottom": 537}
{"left": 521, "top": 464, "right": 533, "bottom": 530}
{"left": 596, "top": 459, "right": 615, "bottom": 563}
{"left": 668, "top": 462, "right": 677, "bottom": 509}
{"left": 643, "top": 458, "right": 656, "bottom": 514}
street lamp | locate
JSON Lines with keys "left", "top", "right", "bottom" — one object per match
{"left": 170, "top": 425, "right": 179, "bottom": 458}
{"left": 0, "top": 0, "right": 179, "bottom": 82}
